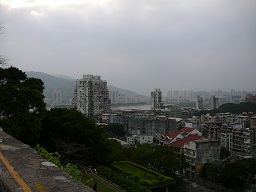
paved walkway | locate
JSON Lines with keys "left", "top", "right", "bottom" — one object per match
{"left": 0, "top": 130, "right": 94, "bottom": 192}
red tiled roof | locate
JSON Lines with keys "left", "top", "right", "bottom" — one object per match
{"left": 170, "top": 135, "right": 204, "bottom": 148}
{"left": 164, "top": 132, "right": 179, "bottom": 139}
{"left": 179, "top": 127, "right": 195, "bottom": 133}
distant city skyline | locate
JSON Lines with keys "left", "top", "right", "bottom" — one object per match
{"left": 1, "top": 0, "right": 256, "bottom": 95}
{"left": 55, "top": 72, "right": 256, "bottom": 96}
{"left": 31, "top": 71, "right": 256, "bottom": 97}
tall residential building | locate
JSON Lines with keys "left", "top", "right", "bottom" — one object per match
{"left": 180, "top": 91, "right": 184, "bottom": 99}
{"left": 236, "top": 91, "right": 242, "bottom": 97}
{"left": 73, "top": 74, "right": 110, "bottom": 117}
{"left": 151, "top": 88, "right": 163, "bottom": 110}
{"left": 173, "top": 90, "right": 180, "bottom": 100}
{"left": 196, "top": 96, "right": 204, "bottom": 110}
{"left": 245, "top": 94, "right": 256, "bottom": 103}
{"left": 211, "top": 90, "right": 218, "bottom": 96}
{"left": 109, "top": 90, "right": 119, "bottom": 104}
{"left": 242, "top": 91, "right": 250, "bottom": 99}
{"left": 231, "top": 89, "right": 236, "bottom": 97}
{"left": 188, "top": 91, "right": 196, "bottom": 101}
{"left": 167, "top": 90, "right": 173, "bottom": 99}
{"left": 53, "top": 89, "right": 62, "bottom": 104}
{"left": 209, "top": 96, "right": 219, "bottom": 110}
{"left": 218, "top": 89, "right": 223, "bottom": 97}
{"left": 183, "top": 90, "right": 188, "bottom": 100}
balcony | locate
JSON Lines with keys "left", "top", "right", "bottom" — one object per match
{"left": 184, "top": 152, "right": 196, "bottom": 158}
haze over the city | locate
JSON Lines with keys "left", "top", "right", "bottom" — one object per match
{"left": 0, "top": 0, "right": 255, "bottom": 95}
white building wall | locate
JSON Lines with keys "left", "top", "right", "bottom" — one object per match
{"left": 138, "top": 136, "right": 153, "bottom": 144}
{"left": 73, "top": 75, "right": 110, "bottom": 116}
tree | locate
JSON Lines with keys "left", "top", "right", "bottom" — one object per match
{"left": 0, "top": 67, "right": 46, "bottom": 146}
{"left": 220, "top": 161, "right": 246, "bottom": 190}
{"left": 103, "top": 123, "right": 126, "bottom": 138}
{"left": 40, "top": 108, "right": 114, "bottom": 166}
{"left": 106, "top": 139, "right": 126, "bottom": 163}
{"left": 125, "top": 144, "right": 188, "bottom": 176}
{"left": 220, "top": 146, "right": 230, "bottom": 160}
{"left": 201, "top": 163, "right": 222, "bottom": 182}
{"left": 202, "top": 159, "right": 256, "bottom": 190}
{"left": 53, "top": 140, "right": 90, "bottom": 164}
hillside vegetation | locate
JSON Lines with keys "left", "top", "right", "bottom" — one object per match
{"left": 197, "top": 102, "right": 256, "bottom": 116}
{"left": 26, "top": 71, "right": 143, "bottom": 99}
{"left": 218, "top": 102, "right": 256, "bottom": 114}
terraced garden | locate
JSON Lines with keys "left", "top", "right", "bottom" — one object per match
{"left": 112, "top": 161, "right": 174, "bottom": 188}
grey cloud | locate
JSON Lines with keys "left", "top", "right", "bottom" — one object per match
{"left": 0, "top": 0, "right": 256, "bottom": 95}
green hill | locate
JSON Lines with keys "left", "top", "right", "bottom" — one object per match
{"left": 26, "top": 71, "right": 143, "bottom": 100}
{"left": 218, "top": 102, "right": 256, "bottom": 114}
{"left": 26, "top": 71, "right": 76, "bottom": 99}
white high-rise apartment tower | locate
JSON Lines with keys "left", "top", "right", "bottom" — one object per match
{"left": 196, "top": 96, "right": 204, "bottom": 110}
{"left": 53, "top": 89, "right": 62, "bottom": 104}
{"left": 73, "top": 74, "right": 111, "bottom": 117}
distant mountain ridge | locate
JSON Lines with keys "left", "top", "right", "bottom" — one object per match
{"left": 26, "top": 71, "right": 143, "bottom": 99}
{"left": 107, "top": 85, "right": 140, "bottom": 97}
{"left": 54, "top": 74, "right": 75, "bottom": 81}
{"left": 26, "top": 71, "right": 76, "bottom": 99}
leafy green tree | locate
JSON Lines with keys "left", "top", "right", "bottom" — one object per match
{"left": 40, "top": 108, "right": 114, "bottom": 166}
{"left": 106, "top": 139, "right": 126, "bottom": 162}
{"left": 202, "top": 159, "right": 256, "bottom": 190}
{"left": 218, "top": 102, "right": 256, "bottom": 114}
{"left": 201, "top": 163, "right": 222, "bottom": 182}
{"left": 103, "top": 123, "right": 126, "bottom": 138}
{"left": 220, "top": 146, "right": 230, "bottom": 159}
{"left": 220, "top": 161, "right": 246, "bottom": 190}
{"left": 239, "top": 158, "right": 256, "bottom": 186}
{"left": 125, "top": 144, "right": 188, "bottom": 176}
{"left": 197, "top": 102, "right": 256, "bottom": 116}
{"left": 0, "top": 67, "right": 46, "bottom": 146}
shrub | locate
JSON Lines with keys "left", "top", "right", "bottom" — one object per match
{"left": 97, "top": 166, "right": 150, "bottom": 192}
{"left": 112, "top": 161, "right": 173, "bottom": 187}
{"left": 35, "top": 145, "right": 85, "bottom": 184}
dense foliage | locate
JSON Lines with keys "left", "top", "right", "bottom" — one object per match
{"left": 218, "top": 102, "right": 256, "bottom": 114}
{"left": 220, "top": 146, "right": 231, "bottom": 160}
{"left": 123, "top": 144, "right": 188, "bottom": 176}
{"left": 197, "top": 102, "right": 256, "bottom": 116}
{"left": 35, "top": 145, "right": 83, "bottom": 181}
{"left": 40, "top": 108, "right": 115, "bottom": 166}
{"left": 0, "top": 67, "right": 46, "bottom": 146}
{"left": 112, "top": 161, "right": 173, "bottom": 187}
{"left": 103, "top": 123, "right": 126, "bottom": 138}
{"left": 202, "top": 158, "right": 256, "bottom": 190}
{"left": 97, "top": 166, "right": 151, "bottom": 192}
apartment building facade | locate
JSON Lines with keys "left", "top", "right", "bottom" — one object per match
{"left": 151, "top": 88, "right": 163, "bottom": 110}
{"left": 73, "top": 74, "right": 110, "bottom": 117}
{"left": 184, "top": 139, "right": 220, "bottom": 178}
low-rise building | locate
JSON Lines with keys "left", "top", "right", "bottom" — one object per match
{"left": 159, "top": 127, "right": 202, "bottom": 145}
{"left": 170, "top": 134, "right": 204, "bottom": 154}
{"left": 159, "top": 127, "right": 220, "bottom": 178}
{"left": 127, "top": 135, "right": 153, "bottom": 145}
{"left": 184, "top": 139, "right": 220, "bottom": 178}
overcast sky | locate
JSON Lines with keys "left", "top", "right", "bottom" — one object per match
{"left": 0, "top": 0, "right": 255, "bottom": 95}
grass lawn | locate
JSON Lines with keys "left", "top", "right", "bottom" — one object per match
{"left": 114, "top": 161, "right": 158, "bottom": 180}
{"left": 82, "top": 171, "right": 121, "bottom": 192}
{"left": 113, "top": 161, "right": 172, "bottom": 181}
{"left": 112, "top": 161, "right": 173, "bottom": 187}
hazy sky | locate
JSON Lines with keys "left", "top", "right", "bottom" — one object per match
{"left": 0, "top": 0, "right": 255, "bottom": 95}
